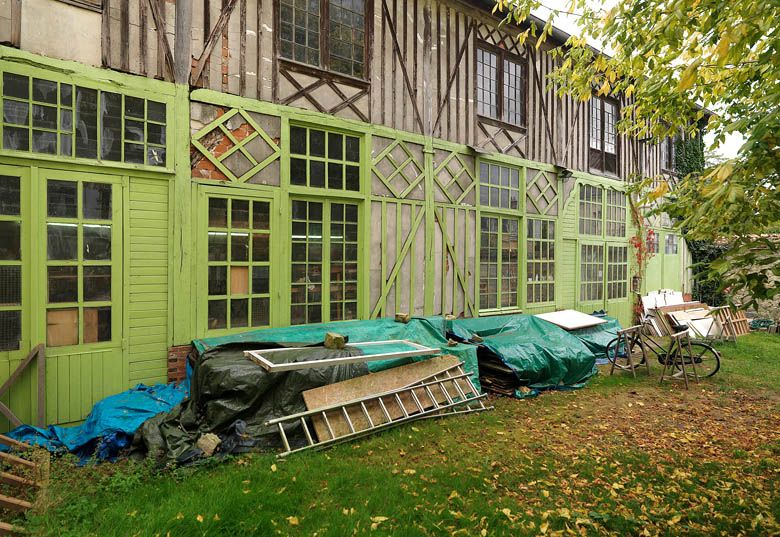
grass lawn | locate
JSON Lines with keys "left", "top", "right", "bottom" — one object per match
{"left": 24, "top": 333, "right": 780, "bottom": 536}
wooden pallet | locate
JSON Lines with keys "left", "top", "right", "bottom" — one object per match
{"left": 0, "top": 434, "right": 49, "bottom": 536}
{"left": 711, "top": 306, "right": 751, "bottom": 340}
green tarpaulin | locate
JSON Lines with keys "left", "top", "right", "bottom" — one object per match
{"left": 450, "top": 314, "right": 598, "bottom": 392}
{"left": 570, "top": 316, "right": 622, "bottom": 363}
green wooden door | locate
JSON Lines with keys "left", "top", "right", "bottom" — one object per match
{"left": 39, "top": 169, "right": 125, "bottom": 425}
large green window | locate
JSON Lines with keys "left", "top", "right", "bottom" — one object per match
{"left": 665, "top": 233, "right": 679, "bottom": 254}
{"left": 291, "top": 199, "right": 359, "bottom": 325}
{"left": 0, "top": 174, "right": 22, "bottom": 351}
{"left": 206, "top": 197, "right": 272, "bottom": 331}
{"left": 1, "top": 71, "right": 167, "bottom": 167}
{"left": 479, "top": 215, "right": 520, "bottom": 311}
{"left": 289, "top": 125, "right": 361, "bottom": 191}
{"left": 580, "top": 243, "right": 604, "bottom": 302}
{"left": 526, "top": 219, "right": 555, "bottom": 304}
{"left": 45, "top": 176, "right": 118, "bottom": 347}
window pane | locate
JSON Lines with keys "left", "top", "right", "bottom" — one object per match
{"left": 0, "top": 221, "right": 20, "bottom": 261}
{"left": 280, "top": 0, "right": 320, "bottom": 66}
{"left": 252, "top": 201, "right": 270, "bottom": 230}
{"left": 83, "top": 224, "right": 112, "bottom": 260}
{"left": 231, "top": 199, "right": 250, "bottom": 228}
{"left": 231, "top": 298, "right": 249, "bottom": 328}
{"left": 46, "top": 308, "right": 78, "bottom": 347}
{"left": 252, "top": 297, "right": 270, "bottom": 327}
{"left": 329, "top": 0, "right": 366, "bottom": 77}
{"left": 83, "top": 182, "right": 112, "bottom": 219}
{"left": 84, "top": 306, "right": 111, "bottom": 343}
{"left": 476, "top": 48, "right": 498, "bottom": 118}
{"left": 208, "top": 232, "right": 228, "bottom": 261}
{"left": 100, "top": 91, "right": 122, "bottom": 161}
{"left": 75, "top": 86, "right": 98, "bottom": 159}
{"left": 48, "top": 266, "right": 78, "bottom": 302}
{"left": 83, "top": 265, "right": 111, "bottom": 301}
{"left": 47, "top": 223, "right": 78, "bottom": 260}
{"left": 208, "top": 300, "right": 227, "bottom": 330}
{"left": 3, "top": 73, "right": 28, "bottom": 99}
{"left": 503, "top": 59, "right": 525, "bottom": 125}
{"left": 208, "top": 198, "right": 228, "bottom": 227}
{"left": 3, "top": 100, "right": 28, "bottom": 126}
{"left": 231, "top": 233, "right": 249, "bottom": 262}
{"left": 208, "top": 266, "right": 227, "bottom": 295}
{"left": 252, "top": 233, "right": 270, "bottom": 262}
{"left": 0, "top": 266, "right": 21, "bottom": 305}
{"left": 0, "top": 310, "right": 21, "bottom": 351}
{"left": 47, "top": 180, "right": 78, "bottom": 218}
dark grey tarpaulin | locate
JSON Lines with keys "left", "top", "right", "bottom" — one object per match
{"left": 133, "top": 344, "right": 369, "bottom": 464}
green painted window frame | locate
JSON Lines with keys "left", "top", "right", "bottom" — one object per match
{"left": 478, "top": 160, "right": 522, "bottom": 212}
{"left": 606, "top": 245, "right": 629, "bottom": 300}
{"left": 288, "top": 123, "right": 362, "bottom": 193}
{"left": 0, "top": 166, "right": 30, "bottom": 358}
{"left": 578, "top": 184, "right": 603, "bottom": 236}
{"left": 579, "top": 242, "right": 604, "bottom": 303}
{"left": 605, "top": 189, "right": 627, "bottom": 237}
{"left": 478, "top": 213, "right": 521, "bottom": 313}
{"left": 198, "top": 186, "right": 278, "bottom": 337}
{"left": 526, "top": 217, "right": 555, "bottom": 305}
{"left": 40, "top": 169, "right": 123, "bottom": 352}
{"left": 289, "top": 197, "right": 360, "bottom": 325}
{"left": 0, "top": 63, "right": 173, "bottom": 171}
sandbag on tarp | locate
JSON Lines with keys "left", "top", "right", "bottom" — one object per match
{"left": 133, "top": 345, "right": 370, "bottom": 464}
{"left": 570, "top": 316, "right": 622, "bottom": 364}
{"left": 4, "top": 382, "right": 189, "bottom": 461}
{"left": 449, "top": 314, "right": 598, "bottom": 395}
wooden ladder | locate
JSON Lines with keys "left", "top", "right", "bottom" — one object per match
{"left": 0, "top": 434, "right": 49, "bottom": 536}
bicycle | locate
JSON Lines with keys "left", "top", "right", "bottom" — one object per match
{"left": 605, "top": 318, "right": 721, "bottom": 378}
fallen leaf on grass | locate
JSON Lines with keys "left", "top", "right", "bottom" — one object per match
{"left": 196, "top": 515, "right": 203, "bottom": 523}
{"left": 287, "top": 516, "right": 299, "bottom": 526}
{"left": 370, "top": 516, "right": 389, "bottom": 530}
{"left": 271, "top": 463, "right": 277, "bottom": 472}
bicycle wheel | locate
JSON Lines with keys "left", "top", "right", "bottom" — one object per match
{"left": 675, "top": 342, "right": 721, "bottom": 378}
{"left": 605, "top": 337, "right": 646, "bottom": 371}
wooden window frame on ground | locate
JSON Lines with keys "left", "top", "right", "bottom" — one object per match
{"left": 525, "top": 217, "right": 555, "bottom": 305}
{"left": 475, "top": 42, "right": 527, "bottom": 129}
{"left": 589, "top": 96, "right": 619, "bottom": 176}
{"left": 478, "top": 213, "right": 521, "bottom": 314}
{"left": 277, "top": 0, "right": 371, "bottom": 80}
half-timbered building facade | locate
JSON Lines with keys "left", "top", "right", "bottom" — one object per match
{"left": 0, "top": 0, "right": 690, "bottom": 426}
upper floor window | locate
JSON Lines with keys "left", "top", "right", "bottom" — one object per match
{"left": 589, "top": 96, "right": 618, "bottom": 175}
{"left": 660, "top": 136, "right": 675, "bottom": 172}
{"left": 476, "top": 46, "right": 526, "bottom": 126}
{"left": 289, "top": 125, "right": 361, "bottom": 191}
{"left": 279, "top": 0, "right": 367, "bottom": 79}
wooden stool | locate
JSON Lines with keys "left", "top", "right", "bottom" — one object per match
{"left": 659, "top": 331, "right": 700, "bottom": 389}
{"left": 609, "top": 325, "right": 650, "bottom": 378}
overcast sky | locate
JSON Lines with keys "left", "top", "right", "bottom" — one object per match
{"left": 528, "top": 0, "right": 743, "bottom": 159}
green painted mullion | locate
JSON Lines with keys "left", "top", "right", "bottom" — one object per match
{"left": 395, "top": 200, "right": 401, "bottom": 312}
{"left": 423, "top": 145, "right": 435, "bottom": 315}
{"left": 380, "top": 199, "right": 386, "bottom": 318}
{"left": 322, "top": 201, "right": 332, "bottom": 323}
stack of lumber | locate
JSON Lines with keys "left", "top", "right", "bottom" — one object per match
{"left": 0, "top": 435, "right": 48, "bottom": 536}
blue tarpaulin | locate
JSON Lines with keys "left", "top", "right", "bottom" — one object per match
{"left": 4, "top": 381, "right": 189, "bottom": 461}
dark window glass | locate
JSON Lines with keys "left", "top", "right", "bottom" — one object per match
{"left": 0, "top": 221, "right": 20, "bottom": 261}
{"left": 33, "top": 79, "right": 58, "bottom": 104}
{"left": 0, "top": 266, "right": 21, "bottom": 305}
{"left": 3, "top": 73, "right": 28, "bottom": 99}
{"left": 47, "top": 223, "right": 78, "bottom": 260}
{"left": 83, "top": 182, "right": 112, "bottom": 220}
{"left": 84, "top": 306, "right": 111, "bottom": 343}
{"left": 48, "top": 266, "right": 78, "bottom": 302}
{"left": 83, "top": 224, "right": 112, "bottom": 260}
{"left": 83, "top": 265, "right": 111, "bottom": 301}
{"left": 47, "top": 180, "right": 78, "bottom": 218}
{"left": 101, "top": 92, "right": 122, "bottom": 161}
{"left": 75, "top": 87, "right": 98, "bottom": 159}
{"left": 0, "top": 311, "right": 21, "bottom": 351}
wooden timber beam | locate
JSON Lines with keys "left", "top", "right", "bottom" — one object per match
{"left": 146, "top": 0, "right": 176, "bottom": 79}
{"left": 528, "top": 47, "right": 558, "bottom": 164}
{"left": 432, "top": 20, "right": 475, "bottom": 135}
{"left": 174, "top": 0, "right": 193, "bottom": 84}
{"left": 191, "top": 0, "right": 240, "bottom": 86}
{"left": 0, "top": 345, "right": 45, "bottom": 428}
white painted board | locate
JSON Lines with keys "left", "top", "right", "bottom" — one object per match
{"left": 534, "top": 310, "right": 607, "bottom": 331}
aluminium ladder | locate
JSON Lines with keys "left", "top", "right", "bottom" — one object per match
{"left": 266, "top": 362, "right": 491, "bottom": 456}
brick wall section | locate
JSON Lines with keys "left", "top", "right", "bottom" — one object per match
{"left": 167, "top": 345, "right": 193, "bottom": 384}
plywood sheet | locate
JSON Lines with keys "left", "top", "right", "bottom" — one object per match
{"left": 535, "top": 310, "right": 606, "bottom": 331}
{"left": 302, "top": 355, "right": 471, "bottom": 441}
